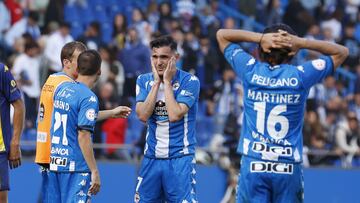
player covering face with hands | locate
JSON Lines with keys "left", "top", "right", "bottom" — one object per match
{"left": 135, "top": 35, "right": 199, "bottom": 203}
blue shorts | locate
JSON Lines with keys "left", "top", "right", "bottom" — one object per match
{"left": 47, "top": 172, "right": 91, "bottom": 203}
{"left": 0, "top": 154, "right": 9, "bottom": 191}
{"left": 237, "top": 156, "right": 304, "bottom": 203}
{"left": 135, "top": 155, "right": 197, "bottom": 203}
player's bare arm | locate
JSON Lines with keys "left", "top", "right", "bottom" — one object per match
{"left": 282, "top": 30, "right": 349, "bottom": 68}
{"left": 163, "top": 57, "right": 189, "bottom": 122}
{"left": 78, "top": 129, "right": 100, "bottom": 195}
{"left": 9, "top": 99, "right": 24, "bottom": 169}
{"left": 136, "top": 59, "right": 161, "bottom": 123}
{"left": 216, "top": 29, "right": 292, "bottom": 54}
{"left": 97, "top": 106, "right": 132, "bottom": 121}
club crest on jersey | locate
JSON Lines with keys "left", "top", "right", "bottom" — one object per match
{"left": 155, "top": 100, "right": 168, "bottom": 116}
{"left": 173, "top": 81, "right": 180, "bottom": 90}
{"left": 39, "top": 103, "right": 45, "bottom": 121}
{"left": 134, "top": 192, "right": 140, "bottom": 203}
{"left": 312, "top": 59, "right": 326, "bottom": 70}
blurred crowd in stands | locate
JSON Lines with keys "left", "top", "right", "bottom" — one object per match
{"left": 1, "top": 0, "right": 360, "bottom": 169}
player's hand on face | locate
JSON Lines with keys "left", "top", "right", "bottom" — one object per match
{"left": 151, "top": 59, "right": 161, "bottom": 84}
{"left": 9, "top": 140, "right": 21, "bottom": 169}
{"left": 163, "top": 56, "right": 176, "bottom": 83}
{"left": 112, "top": 106, "right": 132, "bottom": 118}
{"left": 89, "top": 170, "right": 101, "bottom": 195}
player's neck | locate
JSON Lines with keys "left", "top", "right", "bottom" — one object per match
{"left": 76, "top": 75, "right": 97, "bottom": 88}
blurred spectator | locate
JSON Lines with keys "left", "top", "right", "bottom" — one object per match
{"left": 210, "top": 68, "right": 239, "bottom": 134}
{"left": 0, "top": 0, "right": 11, "bottom": 61}
{"left": 5, "top": 0, "right": 23, "bottom": 25}
{"left": 43, "top": 22, "right": 73, "bottom": 75}
{"left": 349, "top": 93, "right": 360, "bottom": 121}
{"left": 44, "top": 0, "right": 65, "bottom": 26}
{"left": 118, "top": 27, "right": 150, "bottom": 99}
{"left": 339, "top": 21, "right": 360, "bottom": 72}
{"left": 0, "top": 0, "right": 10, "bottom": 39}
{"left": 320, "top": 8, "right": 343, "bottom": 41}
{"left": 4, "top": 11, "right": 40, "bottom": 48}
{"left": 112, "top": 13, "right": 128, "bottom": 50}
{"left": 146, "top": 1, "right": 160, "bottom": 32}
{"left": 98, "top": 45, "right": 125, "bottom": 98}
{"left": 77, "top": 21, "right": 104, "bottom": 50}
{"left": 283, "top": 0, "right": 314, "bottom": 36}
{"left": 131, "top": 7, "right": 152, "bottom": 45}
{"left": 182, "top": 31, "right": 199, "bottom": 73}
{"left": 264, "top": 0, "right": 283, "bottom": 26}
{"left": 157, "top": 2, "right": 174, "bottom": 35}
{"left": 335, "top": 111, "right": 360, "bottom": 167}
{"left": 198, "top": 35, "right": 219, "bottom": 89}
{"left": 12, "top": 40, "right": 40, "bottom": 129}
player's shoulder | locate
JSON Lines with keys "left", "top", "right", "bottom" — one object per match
{"left": 0, "top": 63, "right": 9, "bottom": 74}
{"left": 137, "top": 72, "right": 153, "bottom": 80}
{"left": 76, "top": 82, "right": 97, "bottom": 100}
{"left": 178, "top": 69, "right": 199, "bottom": 83}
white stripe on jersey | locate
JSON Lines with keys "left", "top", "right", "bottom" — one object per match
{"left": 155, "top": 120, "right": 170, "bottom": 158}
{"left": 144, "top": 131, "right": 149, "bottom": 155}
{"left": 183, "top": 113, "right": 189, "bottom": 154}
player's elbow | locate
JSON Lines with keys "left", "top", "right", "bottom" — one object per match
{"left": 136, "top": 111, "right": 149, "bottom": 123}
{"left": 137, "top": 115, "right": 148, "bottom": 123}
{"left": 216, "top": 29, "right": 225, "bottom": 42}
{"left": 340, "top": 46, "right": 349, "bottom": 62}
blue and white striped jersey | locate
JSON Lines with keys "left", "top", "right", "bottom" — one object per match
{"left": 50, "top": 81, "right": 99, "bottom": 172}
{"left": 224, "top": 43, "right": 333, "bottom": 163}
{"left": 136, "top": 69, "right": 200, "bottom": 159}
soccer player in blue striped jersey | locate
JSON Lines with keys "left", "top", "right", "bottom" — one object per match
{"left": 134, "top": 35, "right": 200, "bottom": 203}
{"left": 0, "top": 63, "right": 24, "bottom": 202}
{"left": 48, "top": 50, "right": 131, "bottom": 202}
{"left": 217, "top": 24, "right": 348, "bottom": 203}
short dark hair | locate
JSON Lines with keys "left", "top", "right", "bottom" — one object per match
{"left": 259, "top": 23, "right": 297, "bottom": 65}
{"left": 60, "top": 41, "right": 87, "bottom": 66}
{"left": 77, "top": 50, "right": 102, "bottom": 76}
{"left": 24, "top": 40, "right": 39, "bottom": 52}
{"left": 150, "top": 35, "right": 177, "bottom": 52}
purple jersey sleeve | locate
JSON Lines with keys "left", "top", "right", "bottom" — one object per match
{"left": 1, "top": 64, "right": 21, "bottom": 102}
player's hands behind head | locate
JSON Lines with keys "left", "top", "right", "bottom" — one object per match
{"left": 89, "top": 170, "right": 101, "bottom": 195}
{"left": 260, "top": 30, "right": 293, "bottom": 54}
{"left": 111, "top": 106, "right": 132, "bottom": 118}
{"left": 277, "top": 29, "right": 303, "bottom": 56}
{"left": 9, "top": 139, "right": 21, "bottom": 169}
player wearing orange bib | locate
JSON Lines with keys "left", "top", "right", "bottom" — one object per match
{"left": 35, "top": 42, "right": 131, "bottom": 202}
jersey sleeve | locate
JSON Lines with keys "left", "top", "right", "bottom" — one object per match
{"left": 176, "top": 75, "right": 200, "bottom": 108}
{"left": 136, "top": 74, "right": 148, "bottom": 102}
{"left": 1, "top": 65, "right": 21, "bottom": 102}
{"left": 224, "top": 43, "right": 257, "bottom": 80}
{"left": 78, "top": 94, "right": 99, "bottom": 133}
{"left": 298, "top": 56, "right": 334, "bottom": 89}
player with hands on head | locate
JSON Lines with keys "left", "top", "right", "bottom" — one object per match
{"left": 216, "top": 23, "right": 348, "bottom": 203}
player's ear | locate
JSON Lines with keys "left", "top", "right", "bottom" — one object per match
{"left": 63, "top": 58, "right": 71, "bottom": 68}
